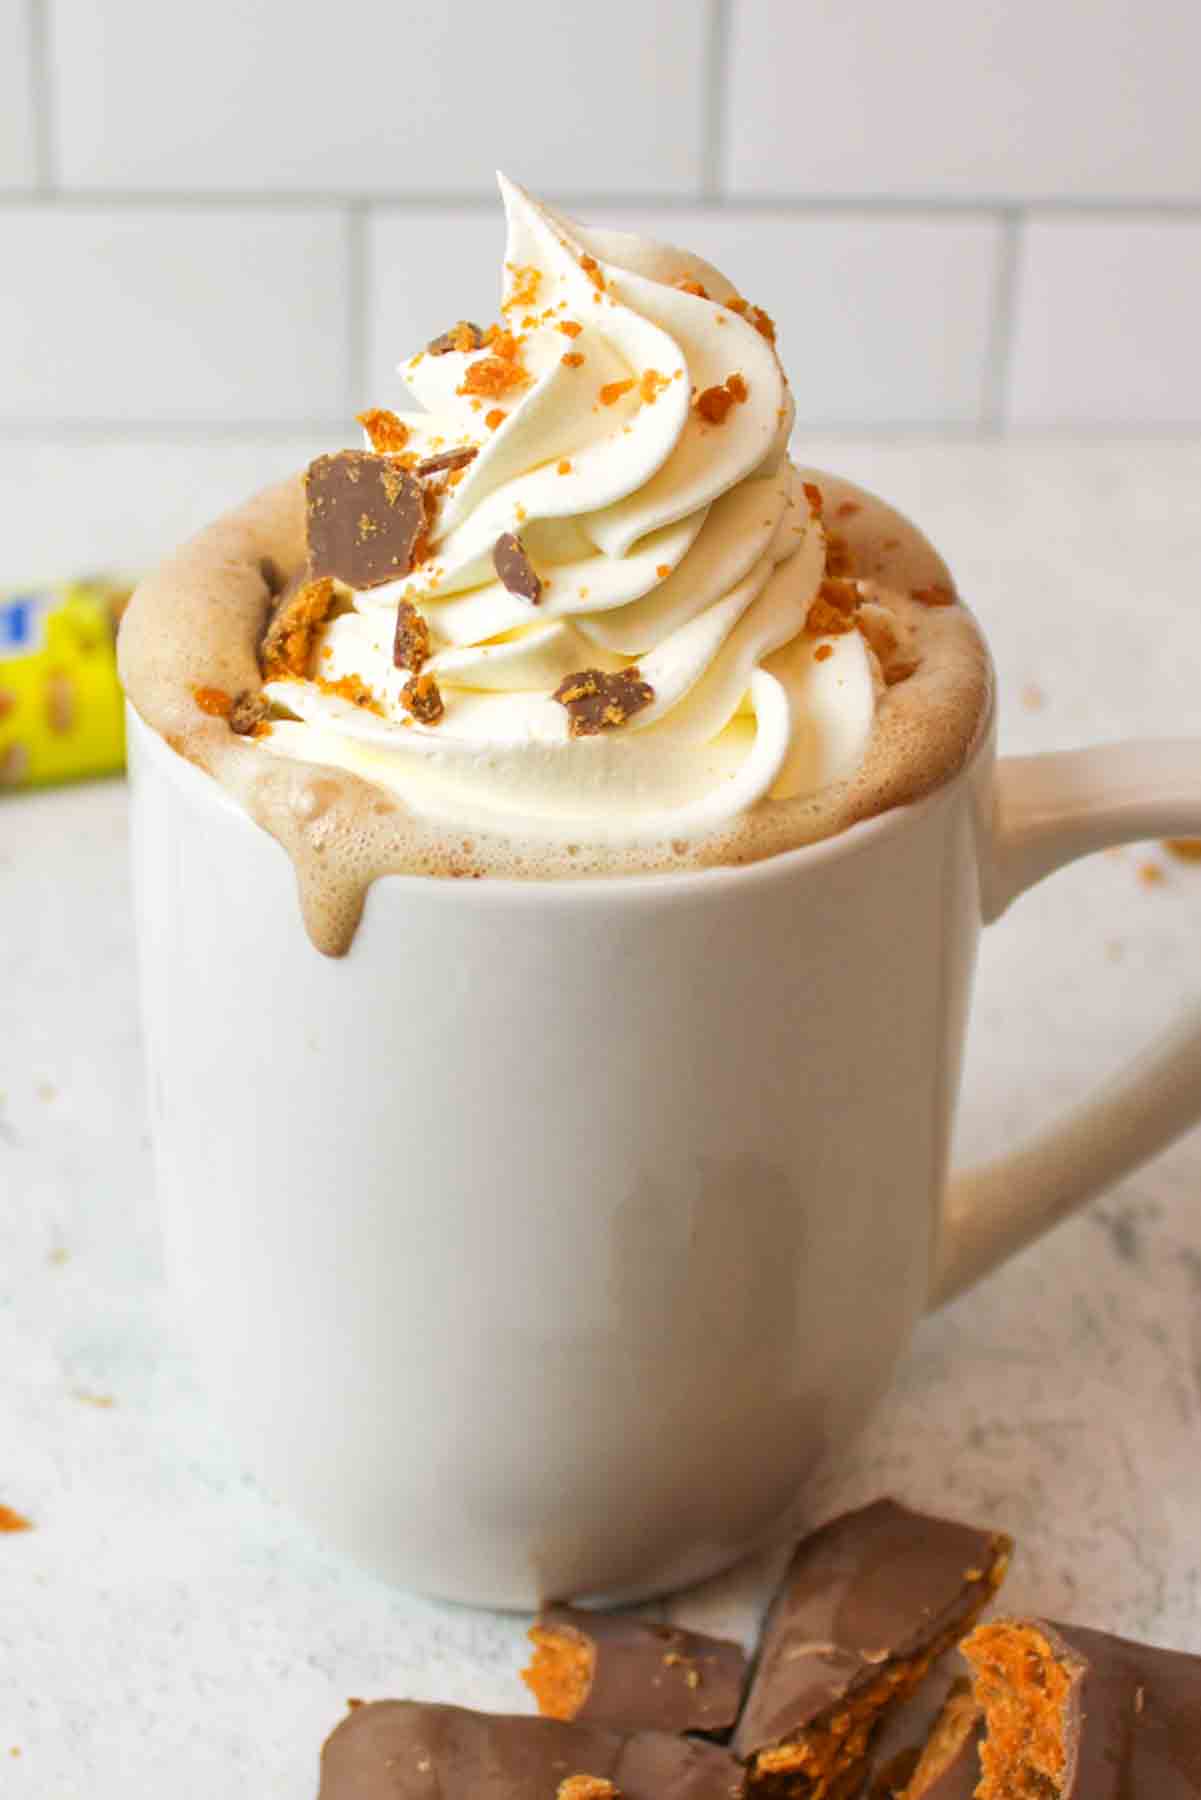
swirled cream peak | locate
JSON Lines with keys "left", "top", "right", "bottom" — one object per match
{"left": 118, "top": 176, "right": 992, "bottom": 953}
{"left": 257, "top": 176, "right": 891, "bottom": 844}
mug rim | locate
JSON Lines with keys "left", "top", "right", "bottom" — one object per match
{"left": 127, "top": 691, "right": 995, "bottom": 912}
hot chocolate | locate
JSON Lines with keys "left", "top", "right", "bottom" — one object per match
{"left": 119, "top": 177, "right": 991, "bottom": 955}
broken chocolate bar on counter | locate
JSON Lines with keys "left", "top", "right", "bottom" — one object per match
{"left": 855, "top": 1656, "right": 978, "bottom": 1800}
{"left": 960, "top": 1615, "right": 1201, "bottom": 1799}
{"left": 892, "top": 1680, "right": 982, "bottom": 1800}
{"left": 523, "top": 1605, "right": 748, "bottom": 1737}
{"left": 733, "top": 1499, "right": 1011, "bottom": 1798}
{"left": 318, "top": 1700, "right": 745, "bottom": 1800}
{"left": 305, "top": 452, "right": 426, "bottom": 590}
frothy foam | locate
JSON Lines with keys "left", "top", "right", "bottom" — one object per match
{"left": 119, "top": 468, "right": 991, "bottom": 956}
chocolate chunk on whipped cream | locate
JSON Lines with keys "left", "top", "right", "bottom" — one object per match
{"left": 492, "top": 531, "right": 543, "bottom": 604}
{"left": 400, "top": 672, "right": 444, "bottom": 724}
{"left": 428, "top": 321, "right": 485, "bottom": 355}
{"left": 417, "top": 447, "right": 478, "bottom": 476}
{"left": 305, "top": 452, "right": 426, "bottom": 591}
{"left": 392, "top": 601, "right": 431, "bottom": 672}
{"left": 554, "top": 668, "right": 654, "bottom": 736}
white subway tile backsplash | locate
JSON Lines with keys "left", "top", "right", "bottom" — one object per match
{"left": 724, "top": 0, "right": 1201, "bottom": 202}
{"left": 49, "top": 0, "right": 709, "bottom": 197}
{"left": 562, "top": 207, "right": 1004, "bottom": 427}
{"left": 0, "top": 208, "right": 350, "bottom": 424}
{"left": 0, "top": 0, "right": 36, "bottom": 187}
{"left": 2, "top": 436, "right": 328, "bottom": 582}
{"left": 1008, "top": 217, "right": 1201, "bottom": 427}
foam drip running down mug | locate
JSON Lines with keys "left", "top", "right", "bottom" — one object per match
{"left": 122, "top": 180, "right": 1201, "bottom": 1607}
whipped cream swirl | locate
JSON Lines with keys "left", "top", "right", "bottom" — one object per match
{"left": 263, "top": 177, "right": 879, "bottom": 843}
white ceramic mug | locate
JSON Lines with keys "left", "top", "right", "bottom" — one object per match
{"left": 127, "top": 702, "right": 1201, "bottom": 1608}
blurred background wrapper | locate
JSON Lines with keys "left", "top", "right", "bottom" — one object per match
{"left": 0, "top": 583, "right": 130, "bottom": 789}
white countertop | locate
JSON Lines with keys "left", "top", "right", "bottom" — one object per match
{"left": 2, "top": 438, "right": 1201, "bottom": 1797}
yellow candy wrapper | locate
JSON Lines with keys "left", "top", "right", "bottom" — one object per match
{"left": 0, "top": 583, "right": 130, "bottom": 789}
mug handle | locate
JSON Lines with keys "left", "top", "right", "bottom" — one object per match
{"left": 931, "top": 740, "right": 1201, "bottom": 1308}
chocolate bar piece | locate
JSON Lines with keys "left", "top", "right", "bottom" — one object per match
{"left": 552, "top": 668, "right": 654, "bottom": 736}
{"left": 523, "top": 1605, "right": 748, "bottom": 1736}
{"left": 893, "top": 1681, "right": 982, "bottom": 1799}
{"left": 493, "top": 532, "right": 543, "bottom": 604}
{"left": 305, "top": 452, "right": 426, "bottom": 591}
{"left": 318, "top": 1700, "right": 745, "bottom": 1800}
{"left": 961, "top": 1615, "right": 1201, "bottom": 1799}
{"left": 733, "top": 1499, "right": 1011, "bottom": 1797}
{"left": 855, "top": 1657, "right": 979, "bottom": 1800}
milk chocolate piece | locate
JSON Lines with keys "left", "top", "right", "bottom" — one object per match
{"left": 857, "top": 1658, "right": 975, "bottom": 1800}
{"left": 961, "top": 1615, "right": 1201, "bottom": 1799}
{"left": 260, "top": 573, "right": 340, "bottom": 680}
{"left": 896, "top": 1682, "right": 982, "bottom": 1800}
{"left": 428, "top": 321, "right": 485, "bottom": 355}
{"left": 523, "top": 1605, "right": 748, "bottom": 1736}
{"left": 416, "top": 447, "right": 478, "bottom": 475}
{"left": 733, "top": 1499, "right": 1011, "bottom": 1798}
{"left": 228, "top": 689, "right": 269, "bottom": 735}
{"left": 553, "top": 668, "right": 654, "bottom": 737}
{"left": 400, "top": 672, "right": 444, "bottom": 724}
{"left": 306, "top": 452, "right": 426, "bottom": 591}
{"left": 393, "top": 601, "right": 430, "bottom": 672}
{"left": 493, "top": 532, "right": 543, "bottom": 604}
{"left": 318, "top": 1700, "right": 745, "bottom": 1800}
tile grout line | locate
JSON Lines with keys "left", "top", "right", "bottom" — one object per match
{"left": 982, "top": 208, "right": 1024, "bottom": 438}
{"left": 0, "top": 420, "right": 353, "bottom": 442}
{"left": 27, "top": 0, "right": 55, "bottom": 190}
{"left": 346, "top": 203, "right": 368, "bottom": 412}
{"left": 2, "top": 190, "right": 1200, "bottom": 217}
{"left": 5, "top": 421, "right": 1201, "bottom": 444}
{"left": 700, "top": 0, "right": 732, "bottom": 202}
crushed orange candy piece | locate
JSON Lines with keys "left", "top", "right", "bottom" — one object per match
{"left": 505, "top": 263, "right": 541, "bottom": 310}
{"left": 726, "top": 295, "right": 777, "bottom": 342}
{"left": 640, "top": 369, "right": 670, "bottom": 404}
{"left": 193, "top": 686, "right": 232, "bottom": 718}
{"left": 459, "top": 358, "right": 530, "bottom": 399}
{"left": 356, "top": 407, "right": 410, "bottom": 453}
{"left": 579, "top": 253, "right": 606, "bottom": 292}
{"left": 599, "top": 379, "right": 635, "bottom": 406}
{"left": 314, "top": 673, "right": 382, "bottom": 714}
{"left": 695, "top": 373, "right": 748, "bottom": 425}
{"left": 484, "top": 327, "right": 523, "bottom": 361}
